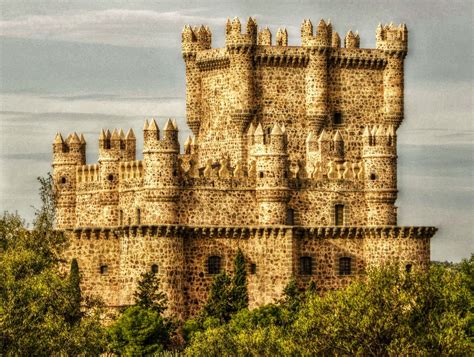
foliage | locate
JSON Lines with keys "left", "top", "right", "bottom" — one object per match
{"left": 230, "top": 248, "right": 248, "bottom": 313}
{"left": 107, "top": 306, "right": 174, "bottom": 355}
{"left": 134, "top": 271, "right": 167, "bottom": 314}
{"left": 107, "top": 270, "right": 175, "bottom": 355}
{"left": 0, "top": 175, "right": 106, "bottom": 355}
{"left": 184, "top": 263, "right": 473, "bottom": 356}
{"left": 67, "top": 258, "right": 82, "bottom": 324}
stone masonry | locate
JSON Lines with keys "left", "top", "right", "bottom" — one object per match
{"left": 53, "top": 18, "right": 437, "bottom": 319}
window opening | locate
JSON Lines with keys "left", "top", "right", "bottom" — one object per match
{"left": 335, "top": 204, "right": 344, "bottom": 226}
{"left": 300, "top": 256, "right": 313, "bottom": 275}
{"left": 339, "top": 257, "right": 352, "bottom": 275}
{"left": 208, "top": 256, "right": 221, "bottom": 274}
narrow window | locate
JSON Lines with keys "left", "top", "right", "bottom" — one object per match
{"left": 105, "top": 140, "right": 111, "bottom": 149}
{"left": 119, "top": 210, "right": 123, "bottom": 226}
{"left": 335, "top": 204, "right": 344, "bottom": 226}
{"left": 339, "top": 257, "right": 352, "bottom": 275}
{"left": 108, "top": 174, "right": 114, "bottom": 182}
{"left": 250, "top": 263, "right": 257, "bottom": 275}
{"left": 208, "top": 256, "right": 221, "bottom": 275}
{"left": 100, "top": 265, "right": 108, "bottom": 275}
{"left": 334, "top": 112, "right": 343, "bottom": 125}
{"left": 60, "top": 176, "right": 67, "bottom": 184}
{"left": 405, "top": 264, "right": 412, "bottom": 273}
{"left": 370, "top": 173, "right": 377, "bottom": 180}
{"left": 151, "top": 264, "right": 159, "bottom": 274}
{"left": 286, "top": 208, "right": 295, "bottom": 225}
{"left": 300, "top": 256, "right": 313, "bottom": 275}
{"left": 120, "top": 141, "right": 126, "bottom": 150}
{"left": 259, "top": 172, "right": 264, "bottom": 178}
{"left": 136, "top": 208, "right": 141, "bottom": 225}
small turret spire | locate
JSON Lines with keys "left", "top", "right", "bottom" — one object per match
{"left": 54, "top": 132, "right": 64, "bottom": 144}
{"left": 125, "top": 128, "right": 135, "bottom": 140}
{"left": 148, "top": 118, "right": 158, "bottom": 131}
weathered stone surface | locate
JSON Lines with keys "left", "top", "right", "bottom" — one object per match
{"left": 53, "top": 19, "right": 435, "bottom": 319}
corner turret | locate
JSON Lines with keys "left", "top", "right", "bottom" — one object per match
{"left": 362, "top": 125, "right": 398, "bottom": 225}
{"left": 252, "top": 123, "right": 289, "bottom": 225}
{"left": 143, "top": 118, "right": 180, "bottom": 225}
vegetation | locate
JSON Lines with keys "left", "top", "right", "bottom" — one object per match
{"left": 106, "top": 271, "right": 175, "bottom": 355}
{"left": 0, "top": 173, "right": 472, "bottom": 355}
{"left": 0, "top": 175, "right": 105, "bottom": 355}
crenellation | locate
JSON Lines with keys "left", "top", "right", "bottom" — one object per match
{"left": 54, "top": 17, "right": 436, "bottom": 320}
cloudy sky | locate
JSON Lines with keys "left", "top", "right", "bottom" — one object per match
{"left": 0, "top": 0, "right": 472, "bottom": 261}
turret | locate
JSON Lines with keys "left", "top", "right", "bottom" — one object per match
{"left": 143, "top": 119, "right": 180, "bottom": 225}
{"left": 332, "top": 31, "right": 341, "bottom": 48}
{"left": 376, "top": 23, "right": 408, "bottom": 129}
{"left": 52, "top": 132, "right": 86, "bottom": 229}
{"left": 252, "top": 123, "right": 289, "bottom": 225}
{"left": 276, "top": 28, "right": 288, "bottom": 46}
{"left": 333, "top": 130, "right": 344, "bottom": 162}
{"left": 258, "top": 27, "right": 272, "bottom": 45}
{"left": 344, "top": 30, "right": 360, "bottom": 48}
{"left": 362, "top": 125, "right": 398, "bottom": 225}
{"left": 182, "top": 24, "right": 211, "bottom": 136}
{"left": 226, "top": 17, "right": 256, "bottom": 132}
{"left": 302, "top": 19, "right": 332, "bottom": 133}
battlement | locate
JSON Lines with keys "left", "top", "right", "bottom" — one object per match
{"left": 181, "top": 24, "right": 212, "bottom": 56}
{"left": 362, "top": 125, "right": 396, "bottom": 147}
{"left": 376, "top": 23, "right": 408, "bottom": 55}
{"left": 143, "top": 118, "right": 180, "bottom": 153}
{"left": 301, "top": 19, "right": 332, "bottom": 48}
{"left": 225, "top": 17, "right": 257, "bottom": 49}
{"left": 53, "top": 132, "right": 86, "bottom": 165}
{"left": 99, "top": 128, "right": 136, "bottom": 162}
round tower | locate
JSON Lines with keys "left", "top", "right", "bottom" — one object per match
{"left": 52, "top": 132, "right": 85, "bottom": 229}
{"left": 302, "top": 19, "right": 332, "bottom": 134}
{"left": 181, "top": 25, "right": 211, "bottom": 137}
{"left": 98, "top": 129, "right": 124, "bottom": 226}
{"left": 143, "top": 119, "right": 180, "bottom": 225}
{"left": 376, "top": 23, "right": 408, "bottom": 129}
{"left": 362, "top": 125, "right": 397, "bottom": 225}
{"left": 253, "top": 123, "right": 289, "bottom": 225}
{"left": 226, "top": 17, "right": 256, "bottom": 133}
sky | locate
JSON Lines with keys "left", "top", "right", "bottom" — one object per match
{"left": 0, "top": 0, "right": 472, "bottom": 262}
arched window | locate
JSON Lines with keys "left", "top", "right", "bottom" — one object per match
{"left": 100, "top": 265, "right": 108, "bottom": 275}
{"left": 339, "top": 257, "right": 352, "bottom": 275}
{"left": 405, "top": 264, "right": 412, "bottom": 273}
{"left": 108, "top": 174, "right": 114, "bottom": 182}
{"left": 286, "top": 208, "right": 295, "bottom": 225}
{"left": 60, "top": 176, "right": 67, "bottom": 184}
{"left": 151, "top": 264, "right": 159, "bottom": 274}
{"left": 208, "top": 256, "right": 221, "bottom": 275}
{"left": 335, "top": 204, "right": 344, "bottom": 226}
{"left": 370, "top": 173, "right": 377, "bottom": 180}
{"left": 300, "top": 256, "right": 313, "bottom": 275}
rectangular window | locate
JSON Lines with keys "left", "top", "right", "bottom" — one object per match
{"left": 300, "top": 256, "right": 313, "bottom": 275}
{"left": 339, "top": 257, "right": 352, "bottom": 275}
{"left": 334, "top": 112, "right": 343, "bottom": 125}
{"left": 335, "top": 204, "right": 344, "bottom": 226}
{"left": 136, "top": 208, "right": 141, "bottom": 225}
{"left": 286, "top": 209, "right": 295, "bottom": 225}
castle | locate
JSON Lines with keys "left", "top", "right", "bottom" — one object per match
{"left": 53, "top": 18, "right": 437, "bottom": 319}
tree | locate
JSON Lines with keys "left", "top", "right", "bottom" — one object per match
{"left": 134, "top": 271, "right": 167, "bottom": 314}
{"left": 202, "top": 272, "right": 233, "bottom": 323}
{"left": 107, "top": 270, "right": 175, "bottom": 354}
{"left": 67, "top": 258, "right": 82, "bottom": 324}
{"left": 230, "top": 248, "right": 248, "bottom": 312}
{"left": 0, "top": 175, "right": 106, "bottom": 355}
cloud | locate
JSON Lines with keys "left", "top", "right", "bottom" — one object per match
{"left": 0, "top": 9, "right": 226, "bottom": 48}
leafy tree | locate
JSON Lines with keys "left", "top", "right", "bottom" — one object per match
{"left": 134, "top": 271, "right": 167, "bottom": 314}
{"left": 107, "top": 306, "right": 174, "bottom": 355}
{"left": 107, "top": 270, "right": 175, "bottom": 354}
{"left": 0, "top": 175, "right": 106, "bottom": 355}
{"left": 202, "top": 272, "right": 233, "bottom": 323}
{"left": 230, "top": 248, "right": 249, "bottom": 313}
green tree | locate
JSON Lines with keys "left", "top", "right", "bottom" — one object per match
{"left": 230, "top": 248, "right": 248, "bottom": 312}
{"left": 134, "top": 271, "right": 167, "bottom": 314}
{"left": 107, "top": 271, "right": 175, "bottom": 354}
{"left": 0, "top": 175, "right": 106, "bottom": 355}
{"left": 67, "top": 258, "right": 82, "bottom": 324}
{"left": 202, "top": 272, "right": 233, "bottom": 323}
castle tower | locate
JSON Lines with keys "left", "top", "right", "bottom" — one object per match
{"left": 253, "top": 123, "right": 289, "bottom": 225}
{"left": 376, "top": 23, "right": 408, "bottom": 129}
{"left": 362, "top": 125, "right": 397, "bottom": 225}
{"left": 302, "top": 19, "right": 332, "bottom": 134}
{"left": 143, "top": 119, "right": 180, "bottom": 225}
{"left": 181, "top": 25, "right": 211, "bottom": 136}
{"left": 226, "top": 17, "right": 257, "bottom": 132}
{"left": 52, "top": 132, "right": 86, "bottom": 229}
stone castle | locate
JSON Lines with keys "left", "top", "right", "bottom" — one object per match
{"left": 52, "top": 18, "right": 437, "bottom": 318}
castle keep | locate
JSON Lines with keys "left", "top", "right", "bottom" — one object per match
{"left": 53, "top": 18, "right": 437, "bottom": 318}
